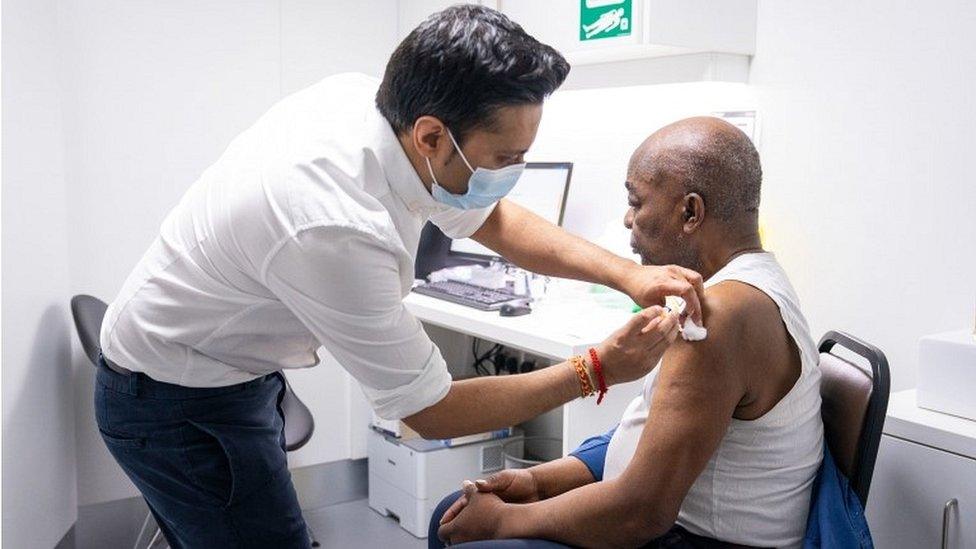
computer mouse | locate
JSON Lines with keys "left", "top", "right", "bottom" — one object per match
{"left": 499, "top": 303, "right": 532, "bottom": 317}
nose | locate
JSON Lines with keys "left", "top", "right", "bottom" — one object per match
{"left": 623, "top": 208, "right": 634, "bottom": 229}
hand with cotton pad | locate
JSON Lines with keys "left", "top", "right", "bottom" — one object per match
{"left": 680, "top": 317, "right": 708, "bottom": 341}
{"left": 665, "top": 296, "right": 707, "bottom": 341}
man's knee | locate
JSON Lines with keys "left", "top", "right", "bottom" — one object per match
{"left": 428, "top": 490, "right": 464, "bottom": 548}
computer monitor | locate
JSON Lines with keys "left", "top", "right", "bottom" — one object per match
{"left": 450, "top": 162, "right": 573, "bottom": 260}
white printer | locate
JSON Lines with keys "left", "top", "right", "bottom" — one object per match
{"left": 367, "top": 426, "right": 523, "bottom": 538}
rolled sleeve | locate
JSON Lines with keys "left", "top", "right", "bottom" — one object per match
{"left": 264, "top": 225, "right": 451, "bottom": 419}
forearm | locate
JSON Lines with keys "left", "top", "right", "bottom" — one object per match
{"left": 501, "top": 478, "right": 667, "bottom": 548}
{"left": 473, "top": 200, "right": 636, "bottom": 293}
{"left": 530, "top": 456, "right": 597, "bottom": 500}
{"left": 404, "top": 361, "right": 581, "bottom": 439}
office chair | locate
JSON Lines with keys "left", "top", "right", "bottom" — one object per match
{"left": 69, "top": 295, "right": 320, "bottom": 548}
{"left": 818, "top": 330, "right": 891, "bottom": 506}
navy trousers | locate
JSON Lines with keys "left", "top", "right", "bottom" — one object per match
{"left": 94, "top": 357, "right": 310, "bottom": 548}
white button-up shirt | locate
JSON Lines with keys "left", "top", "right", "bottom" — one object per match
{"left": 100, "top": 73, "right": 494, "bottom": 419}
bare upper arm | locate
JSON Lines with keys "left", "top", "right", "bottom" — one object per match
{"left": 614, "top": 286, "right": 754, "bottom": 526}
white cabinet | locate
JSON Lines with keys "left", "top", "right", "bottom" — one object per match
{"left": 500, "top": 0, "right": 756, "bottom": 66}
{"left": 396, "top": 0, "right": 756, "bottom": 87}
{"left": 866, "top": 436, "right": 975, "bottom": 548}
{"left": 865, "top": 391, "right": 976, "bottom": 548}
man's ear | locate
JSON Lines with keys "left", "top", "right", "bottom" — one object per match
{"left": 682, "top": 193, "right": 706, "bottom": 233}
{"left": 412, "top": 116, "right": 447, "bottom": 160}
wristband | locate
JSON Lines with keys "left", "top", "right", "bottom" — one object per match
{"left": 588, "top": 347, "right": 608, "bottom": 404}
{"left": 570, "top": 355, "right": 595, "bottom": 398}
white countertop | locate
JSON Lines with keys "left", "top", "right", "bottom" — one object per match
{"left": 403, "top": 290, "right": 634, "bottom": 360}
{"left": 884, "top": 389, "right": 976, "bottom": 459}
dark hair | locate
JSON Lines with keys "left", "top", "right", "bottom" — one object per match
{"left": 376, "top": 5, "right": 570, "bottom": 141}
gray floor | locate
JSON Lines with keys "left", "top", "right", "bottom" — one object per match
{"left": 305, "top": 498, "right": 427, "bottom": 549}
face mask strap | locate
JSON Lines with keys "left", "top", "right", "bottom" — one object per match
{"left": 424, "top": 156, "right": 440, "bottom": 188}
{"left": 446, "top": 130, "right": 475, "bottom": 174}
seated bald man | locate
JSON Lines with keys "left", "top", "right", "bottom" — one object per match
{"left": 433, "top": 117, "right": 824, "bottom": 549}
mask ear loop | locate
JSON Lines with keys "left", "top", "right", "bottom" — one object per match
{"left": 446, "top": 130, "right": 475, "bottom": 174}
{"left": 424, "top": 156, "right": 440, "bottom": 188}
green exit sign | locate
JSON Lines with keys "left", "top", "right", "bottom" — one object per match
{"left": 580, "top": 0, "right": 632, "bottom": 41}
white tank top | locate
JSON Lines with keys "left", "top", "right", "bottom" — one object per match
{"left": 603, "top": 252, "right": 823, "bottom": 548}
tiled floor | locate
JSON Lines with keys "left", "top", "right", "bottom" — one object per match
{"left": 304, "top": 499, "right": 427, "bottom": 548}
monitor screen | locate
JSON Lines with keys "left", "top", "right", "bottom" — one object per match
{"left": 450, "top": 162, "right": 573, "bottom": 259}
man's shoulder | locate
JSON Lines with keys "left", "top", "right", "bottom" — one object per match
{"left": 699, "top": 280, "right": 778, "bottom": 339}
{"left": 660, "top": 279, "right": 782, "bottom": 381}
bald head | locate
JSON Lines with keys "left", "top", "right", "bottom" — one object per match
{"left": 632, "top": 116, "right": 761, "bottom": 224}
{"left": 624, "top": 117, "right": 763, "bottom": 274}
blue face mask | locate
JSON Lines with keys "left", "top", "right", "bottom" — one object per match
{"left": 426, "top": 130, "right": 526, "bottom": 210}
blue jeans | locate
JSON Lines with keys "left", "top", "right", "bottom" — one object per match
{"left": 94, "top": 357, "right": 310, "bottom": 548}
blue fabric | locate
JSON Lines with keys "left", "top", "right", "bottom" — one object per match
{"left": 94, "top": 357, "right": 310, "bottom": 548}
{"left": 568, "top": 426, "right": 617, "bottom": 481}
{"left": 803, "top": 446, "right": 874, "bottom": 549}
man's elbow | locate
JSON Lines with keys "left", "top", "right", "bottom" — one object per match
{"left": 614, "top": 487, "right": 678, "bottom": 545}
{"left": 400, "top": 414, "right": 455, "bottom": 440}
{"left": 616, "top": 511, "right": 675, "bottom": 546}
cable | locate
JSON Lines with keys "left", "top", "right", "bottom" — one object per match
{"left": 472, "top": 338, "right": 503, "bottom": 376}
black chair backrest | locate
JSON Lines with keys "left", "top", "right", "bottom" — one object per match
{"left": 281, "top": 376, "right": 315, "bottom": 452}
{"left": 818, "top": 330, "right": 890, "bottom": 506}
{"left": 70, "top": 293, "right": 316, "bottom": 451}
{"left": 70, "top": 295, "right": 109, "bottom": 367}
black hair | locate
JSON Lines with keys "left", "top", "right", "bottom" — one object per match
{"left": 376, "top": 4, "right": 570, "bottom": 141}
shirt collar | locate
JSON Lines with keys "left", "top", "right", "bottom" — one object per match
{"left": 366, "top": 107, "right": 441, "bottom": 215}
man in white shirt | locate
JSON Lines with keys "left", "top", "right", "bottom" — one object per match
{"left": 95, "top": 6, "right": 703, "bottom": 547}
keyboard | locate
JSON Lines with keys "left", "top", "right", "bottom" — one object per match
{"left": 412, "top": 280, "right": 521, "bottom": 311}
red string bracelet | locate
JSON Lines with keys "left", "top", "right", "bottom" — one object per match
{"left": 588, "top": 347, "right": 608, "bottom": 404}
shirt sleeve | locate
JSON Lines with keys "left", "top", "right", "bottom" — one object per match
{"left": 569, "top": 426, "right": 618, "bottom": 482}
{"left": 263, "top": 225, "right": 452, "bottom": 420}
{"left": 427, "top": 202, "right": 497, "bottom": 239}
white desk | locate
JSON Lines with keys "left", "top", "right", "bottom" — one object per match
{"left": 404, "top": 291, "right": 646, "bottom": 455}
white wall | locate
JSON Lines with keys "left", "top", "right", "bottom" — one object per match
{"left": 1, "top": 0, "right": 78, "bottom": 546}
{"left": 532, "top": 82, "right": 755, "bottom": 247}
{"left": 749, "top": 0, "right": 976, "bottom": 390}
{"left": 56, "top": 0, "right": 397, "bottom": 506}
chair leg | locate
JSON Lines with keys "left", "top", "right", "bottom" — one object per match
{"left": 147, "top": 527, "right": 164, "bottom": 549}
{"left": 307, "top": 523, "right": 320, "bottom": 548}
{"left": 133, "top": 511, "right": 153, "bottom": 549}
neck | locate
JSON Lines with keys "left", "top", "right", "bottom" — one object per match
{"left": 397, "top": 134, "right": 434, "bottom": 192}
{"left": 697, "top": 227, "right": 764, "bottom": 281}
